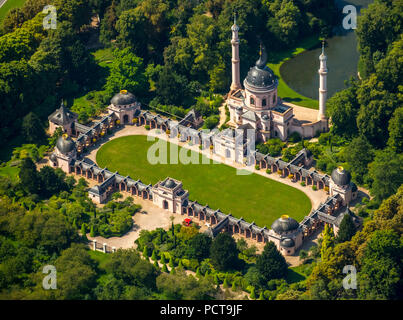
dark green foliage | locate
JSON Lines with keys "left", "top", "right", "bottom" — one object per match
{"left": 387, "top": 107, "right": 403, "bottom": 153}
{"left": 156, "top": 272, "right": 215, "bottom": 300}
{"left": 359, "top": 230, "right": 403, "bottom": 299}
{"left": 105, "top": 249, "right": 158, "bottom": 290}
{"left": 326, "top": 79, "right": 360, "bottom": 138}
{"left": 37, "top": 166, "right": 69, "bottom": 198}
{"left": 186, "top": 233, "right": 212, "bottom": 262}
{"left": 335, "top": 214, "right": 356, "bottom": 244}
{"left": 54, "top": 244, "right": 97, "bottom": 299}
{"left": 368, "top": 149, "right": 403, "bottom": 201}
{"left": 21, "top": 112, "right": 45, "bottom": 143}
{"left": 343, "top": 136, "right": 374, "bottom": 185}
{"left": 256, "top": 242, "right": 288, "bottom": 282}
{"left": 19, "top": 157, "right": 40, "bottom": 194}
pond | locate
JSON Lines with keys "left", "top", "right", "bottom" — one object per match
{"left": 280, "top": 0, "right": 372, "bottom": 99}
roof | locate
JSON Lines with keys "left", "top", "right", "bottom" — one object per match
{"left": 242, "top": 110, "right": 258, "bottom": 122}
{"left": 271, "top": 215, "right": 299, "bottom": 234}
{"left": 48, "top": 101, "right": 77, "bottom": 125}
{"left": 110, "top": 90, "right": 137, "bottom": 106}
{"left": 244, "top": 44, "right": 277, "bottom": 89}
{"left": 333, "top": 207, "right": 359, "bottom": 228}
{"left": 56, "top": 135, "right": 75, "bottom": 154}
{"left": 331, "top": 166, "right": 351, "bottom": 186}
{"left": 280, "top": 238, "right": 295, "bottom": 248}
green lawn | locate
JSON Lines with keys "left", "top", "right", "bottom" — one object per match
{"left": 268, "top": 36, "right": 320, "bottom": 110}
{"left": 96, "top": 135, "right": 312, "bottom": 228}
{"left": 0, "top": 165, "right": 19, "bottom": 181}
{"left": 0, "top": 0, "right": 27, "bottom": 22}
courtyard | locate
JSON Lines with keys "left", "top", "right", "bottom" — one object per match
{"left": 95, "top": 133, "right": 312, "bottom": 228}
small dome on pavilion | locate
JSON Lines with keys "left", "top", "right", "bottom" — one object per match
{"left": 110, "top": 90, "right": 137, "bottom": 106}
{"left": 271, "top": 215, "right": 299, "bottom": 234}
{"left": 280, "top": 238, "right": 295, "bottom": 248}
{"left": 56, "top": 134, "right": 75, "bottom": 154}
{"left": 331, "top": 166, "right": 351, "bottom": 186}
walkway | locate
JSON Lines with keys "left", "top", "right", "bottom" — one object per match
{"left": 218, "top": 102, "right": 227, "bottom": 127}
{"left": 0, "top": 0, "right": 7, "bottom": 9}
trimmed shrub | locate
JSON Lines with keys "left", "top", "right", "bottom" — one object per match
{"left": 223, "top": 277, "right": 229, "bottom": 288}
{"left": 162, "top": 264, "right": 168, "bottom": 273}
{"left": 145, "top": 125, "right": 150, "bottom": 130}
{"left": 90, "top": 225, "right": 96, "bottom": 237}
{"left": 250, "top": 287, "right": 256, "bottom": 300}
{"left": 266, "top": 168, "right": 271, "bottom": 174}
{"left": 143, "top": 246, "right": 149, "bottom": 258}
{"left": 169, "top": 256, "right": 174, "bottom": 268}
{"left": 255, "top": 165, "right": 260, "bottom": 170}
{"left": 312, "top": 185, "right": 317, "bottom": 191}
{"left": 300, "top": 181, "right": 306, "bottom": 186}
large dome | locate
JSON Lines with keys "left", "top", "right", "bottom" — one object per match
{"left": 245, "top": 44, "right": 277, "bottom": 88}
{"left": 110, "top": 90, "right": 137, "bottom": 106}
{"left": 56, "top": 134, "right": 75, "bottom": 154}
{"left": 245, "top": 65, "right": 277, "bottom": 88}
{"left": 331, "top": 166, "right": 351, "bottom": 186}
{"left": 271, "top": 215, "right": 299, "bottom": 234}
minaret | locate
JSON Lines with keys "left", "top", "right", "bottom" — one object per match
{"left": 318, "top": 41, "right": 328, "bottom": 121}
{"left": 230, "top": 14, "right": 241, "bottom": 91}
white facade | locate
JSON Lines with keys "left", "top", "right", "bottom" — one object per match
{"left": 152, "top": 178, "right": 189, "bottom": 214}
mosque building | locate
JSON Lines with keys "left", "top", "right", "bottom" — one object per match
{"left": 225, "top": 16, "right": 328, "bottom": 142}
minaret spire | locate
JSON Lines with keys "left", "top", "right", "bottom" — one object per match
{"left": 318, "top": 40, "right": 328, "bottom": 121}
{"left": 230, "top": 13, "right": 241, "bottom": 91}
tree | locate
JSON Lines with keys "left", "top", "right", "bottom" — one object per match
{"left": 256, "top": 242, "right": 288, "bottom": 281}
{"left": 80, "top": 224, "right": 87, "bottom": 241}
{"left": 244, "top": 266, "right": 264, "bottom": 288}
{"left": 21, "top": 112, "right": 45, "bottom": 143}
{"left": 19, "top": 157, "right": 39, "bottom": 194}
{"left": 210, "top": 233, "right": 240, "bottom": 271}
{"left": 154, "top": 66, "right": 191, "bottom": 106}
{"left": 250, "top": 287, "right": 256, "bottom": 300}
{"left": 143, "top": 246, "right": 149, "bottom": 258}
{"left": 356, "top": 1, "right": 401, "bottom": 78}
{"left": 151, "top": 250, "right": 157, "bottom": 261}
{"left": 223, "top": 276, "right": 229, "bottom": 288}
{"left": 320, "top": 224, "right": 335, "bottom": 260}
{"left": 326, "top": 82, "right": 360, "bottom": 137}
{"left": 38, "top": 166, "right": 68, "bottom": 197}
{"left": 388, "top": 107, "right": 403, "bottom": 153}
{"left": 335, "top": 214, "right": 356, "bottom": 244}
{"left": 359, "top": 230, "right": 403, "bottom": 299}
{"left": 187, "top": 233, "right": 212, "bottom": 261}
{"left": 343, "top": 136, "right": 374, "bottom": 184}
{"left": 104, "top": 48, "right": 149, "bottom": 99}
{"left": 368, "top": 149, "right": 403, "bottom": 201}
{"left": 356, "top": 75, "right": 398, "bottom": 149}
{"left": 168, "top": 256, "right": 174, "bottom": 268}
{"left": 90, "top": 225, "right": 95, "bottom": 237}
{"left": 54, "top": 244, "right": 97, "bottom": 299}
{"left": 105, "top": 249, "right": 157, "bottom": 289}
